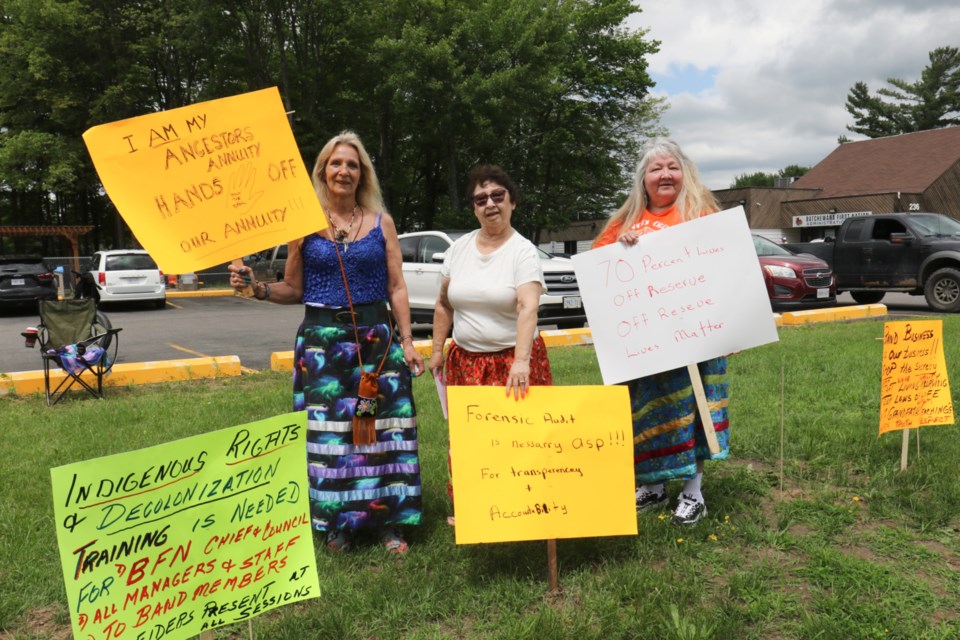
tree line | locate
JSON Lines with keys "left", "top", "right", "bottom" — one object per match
{"left": 0, "top": 0, "right": 665, "bottom": 255}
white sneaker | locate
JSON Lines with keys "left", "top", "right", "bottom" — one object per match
{"left": 671, "top": 493, "right": 707, "bottom": 525}
{"left": 636, "top": 486, "right": 668, "bottom": 511}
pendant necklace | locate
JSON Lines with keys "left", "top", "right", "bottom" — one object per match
{"left": 332, "top": 206, "right": 357, "bottom": 251}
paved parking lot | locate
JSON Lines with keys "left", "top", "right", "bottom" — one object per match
{"left": 1, "top": 295, "right": 304, "bottom": 373}
{"left": 0, "top": 290, "right": 939, "bottom": 374}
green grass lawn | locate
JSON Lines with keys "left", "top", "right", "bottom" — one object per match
{"left": 1, "top": 317, "right": 959, "bottom": 639}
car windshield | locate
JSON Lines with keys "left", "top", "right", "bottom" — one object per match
{"left": 752, "top": 235, "right": 793, "bottom": 257}
{"left": 907, "top": 214, "right": 960, "bottom": 237}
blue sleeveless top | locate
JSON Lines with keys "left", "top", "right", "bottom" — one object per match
{"left": 302, "top": 214, "right": 389, "bottom": 307}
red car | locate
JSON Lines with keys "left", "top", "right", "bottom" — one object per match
{"left": 753, "top": 235, "right": 836, "bottom": 311}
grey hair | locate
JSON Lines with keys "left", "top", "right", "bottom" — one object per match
{"left": 599, "top": 137, "right": 717, "bottom": 240}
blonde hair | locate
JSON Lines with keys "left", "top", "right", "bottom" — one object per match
{"left": 598, "top": 138, "right": 717, "bottom": 240}
{"left": 311, "top": 130, "right": 386, "bottom": 213}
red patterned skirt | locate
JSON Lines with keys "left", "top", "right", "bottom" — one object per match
{"left": 444, "top": 335, "right": 553, "bottom": 500}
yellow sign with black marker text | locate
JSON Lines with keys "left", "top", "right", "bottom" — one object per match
{"left": 448, "top": 385, "right": 637, "bottom": 544}
{"left": 879, "top": 320, "right": 954, "bottom": 434}
{"left": 83, "top": 87, "right": 325, "bottom": 274}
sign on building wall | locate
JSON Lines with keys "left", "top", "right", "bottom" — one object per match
{"left": 792, "top": 211, "right": 872, "bottom": 227}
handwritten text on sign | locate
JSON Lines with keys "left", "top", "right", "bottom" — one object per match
{"left": 50, "top": 412, "right": 319, "bottom": 640}
{"left": 879, "top": 320, "right": 954, "bottom": 434}
{"left": 571, "top": 207, "right": 778, "bottom": 385}
{"left": 83, "top": 87, "right": 325, "bottom": 274}
{"left": 448, "top": 386, "right": 636, "bottom": 544}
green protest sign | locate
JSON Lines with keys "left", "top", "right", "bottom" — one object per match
{"left": 50, "top": 412, "right": 318, "bottom": 640}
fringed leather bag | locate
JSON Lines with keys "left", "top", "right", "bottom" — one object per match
{"left": 332, "top": 239, "right": 393, "bottom": 446}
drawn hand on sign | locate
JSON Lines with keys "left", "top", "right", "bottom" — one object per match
{"left": 228, "top": 163, "right": 265, "bottom": 212}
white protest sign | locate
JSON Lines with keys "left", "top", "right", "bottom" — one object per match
{"left": 572, "top": 207, "right": 778, "bottom": 384}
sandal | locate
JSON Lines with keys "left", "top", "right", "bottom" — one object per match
{"left": 326, "top": 529, "right": 352, "bottom": 552}
{"left": 379, "top": 527, "right": 409, "bottom": 555}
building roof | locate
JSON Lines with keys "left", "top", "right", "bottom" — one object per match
{"left": 790, "top": 127, "right": 960, "bottom": 198}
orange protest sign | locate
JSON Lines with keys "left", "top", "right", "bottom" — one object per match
{"left": 879, "top": 320, "right": 954, "bottom": 435}
{"left": 448, "top": 385, "right": 637, "bottom": 544}
{"left": 83, "top": 87, "right": 325, "bottom": 274}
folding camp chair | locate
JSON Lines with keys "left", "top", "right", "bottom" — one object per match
{"left": 34, "top": 299, "right": 121, "bottom": 405}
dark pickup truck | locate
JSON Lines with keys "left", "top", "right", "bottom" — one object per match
{"left": 784, "top": 213, "right": 960, "bottom": 312}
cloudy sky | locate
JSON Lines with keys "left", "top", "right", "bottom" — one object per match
{"left": 626, "top": 0, "right": 960, "bottom": 189}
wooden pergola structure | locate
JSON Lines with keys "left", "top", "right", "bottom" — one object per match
{"left": 0, "top": 225, "right": 94, "bottom": 271}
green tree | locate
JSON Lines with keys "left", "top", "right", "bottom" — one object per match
{"left": 358, "top": 0, "right": 664, "bottom": 238}
{"left": 0, "top": 0, "right": 663, "bottom": 253}
{"left": 0, "top": 0, "right": 228, "bottom": 251}
{"left": 845, "top": 46, "right": 960, "bottom": 138}
{"left": 730, "top": 165, "right": 809, "bottom": 188}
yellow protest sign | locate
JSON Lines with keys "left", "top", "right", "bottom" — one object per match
{"left": 879, "top": 320, "right": 954, "bottom": 434}
{"left": 50, "top": 412, "right": 319, "bottom": 640}
{"left": 448, "top": 385, "right": 637, "bottom": 544}
{"left": 83, "top": 87, "right": 325, "bottom": 274}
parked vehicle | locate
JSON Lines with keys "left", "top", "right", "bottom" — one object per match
{"left": 0, "top": 255, "right": 58, "bottom": 311}
{"left": 753, "top": 235, "right": 836, "bottom": 311}
{"left": 398, "top": 230, "right": 586, "bottom": 328}
{"left": 82, "top": 249, "right": 166, "bottom": 309}
{"left": 784, "top": 213, "right": 960, "bottom": 312}
{"left": 248, "top": 244, "right": 288, "bottom": 282}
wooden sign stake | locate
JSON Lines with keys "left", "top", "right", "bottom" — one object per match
{"left": 780, "top": 363, "right": 785, "bottom": 494}
{"left": 687, "top": 364, "right": 720, "bottom": 455}
{"left": 547, "top": 539, "right": 560, "bottom": 593}
{"left": 900, "top": 429, "right": 910, "bottom": 472}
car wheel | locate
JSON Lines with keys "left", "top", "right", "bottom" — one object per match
{"left": 155, "top": 298, "right": 167, "bottom": 309}
{"left": 924, "top": 268, "right": 960, "bottom": 312}
{"left": 850, "top": 291, "right": 885, "bottom": 305}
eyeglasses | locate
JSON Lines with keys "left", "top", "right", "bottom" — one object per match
{"left": 473, "top": 188, "right": 507, "bottom": 207}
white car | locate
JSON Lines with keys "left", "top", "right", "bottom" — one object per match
{"left": 397, "top": 230, "right": 585, "bottom": 329}
{"left": 83, "top": 249, "right": 167, "bottom": 309}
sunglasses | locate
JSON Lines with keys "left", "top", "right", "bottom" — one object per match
{"left": 473, "top": 188, "right": 507, "bottom": 207}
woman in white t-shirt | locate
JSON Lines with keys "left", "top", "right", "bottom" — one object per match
{"left": 428, "top": 165, "right": 554, "bottom": 522}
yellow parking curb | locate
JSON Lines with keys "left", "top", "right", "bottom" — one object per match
{"left": 166, "top": 289, "right": 236, "bottom": 298}
{"left": 1, "top": 356, "right": 242, "bottom": 396}
{"left": 779, "top": 303, "right": 886, "bottom": 325}
{"left": 268, "top": 328, "right": 596, "bottom": 372}
{"left": 0, "top": 306, "right": 886, "bottom": 394}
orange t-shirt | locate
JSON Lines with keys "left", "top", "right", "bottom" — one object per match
{"left": 593, "top": 205, "right": 708, "bottom": 248}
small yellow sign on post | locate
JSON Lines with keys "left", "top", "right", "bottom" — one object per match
{"left": 448, "top": 385, "right": 637, "bottom": 544}
{"left": 50, "top": 412, "right": 319, "bottom": 640}
{"left": 879, "top": 320, "right": 953, "bottom": 435}
{"left": 83, "top": 87, "right": 325, "bottom": 274}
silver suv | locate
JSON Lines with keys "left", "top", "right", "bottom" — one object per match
{"left": 398, "top": 230, "right": 585, "bottom": 329}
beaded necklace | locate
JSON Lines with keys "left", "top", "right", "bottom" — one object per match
{"left": 330, "top": 205, "right": 360, "bottom": 251}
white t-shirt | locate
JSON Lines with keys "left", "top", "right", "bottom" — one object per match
{"left": 442, "top": 229, "right": 545, "bottom": 352}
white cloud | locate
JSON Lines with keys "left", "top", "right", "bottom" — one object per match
{"left": 627, "top": 0, "right": 960, "bottom": 188}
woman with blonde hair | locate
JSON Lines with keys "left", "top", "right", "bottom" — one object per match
{"left": 593, "top": 138, "right": 729, "bottom": 526}
{"left": 230, "top": 130, "right": 424, "bottom": 553}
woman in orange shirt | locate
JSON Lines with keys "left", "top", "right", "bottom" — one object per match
{"left": 593, "top": 138, "right": 730, "bottom": 526}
